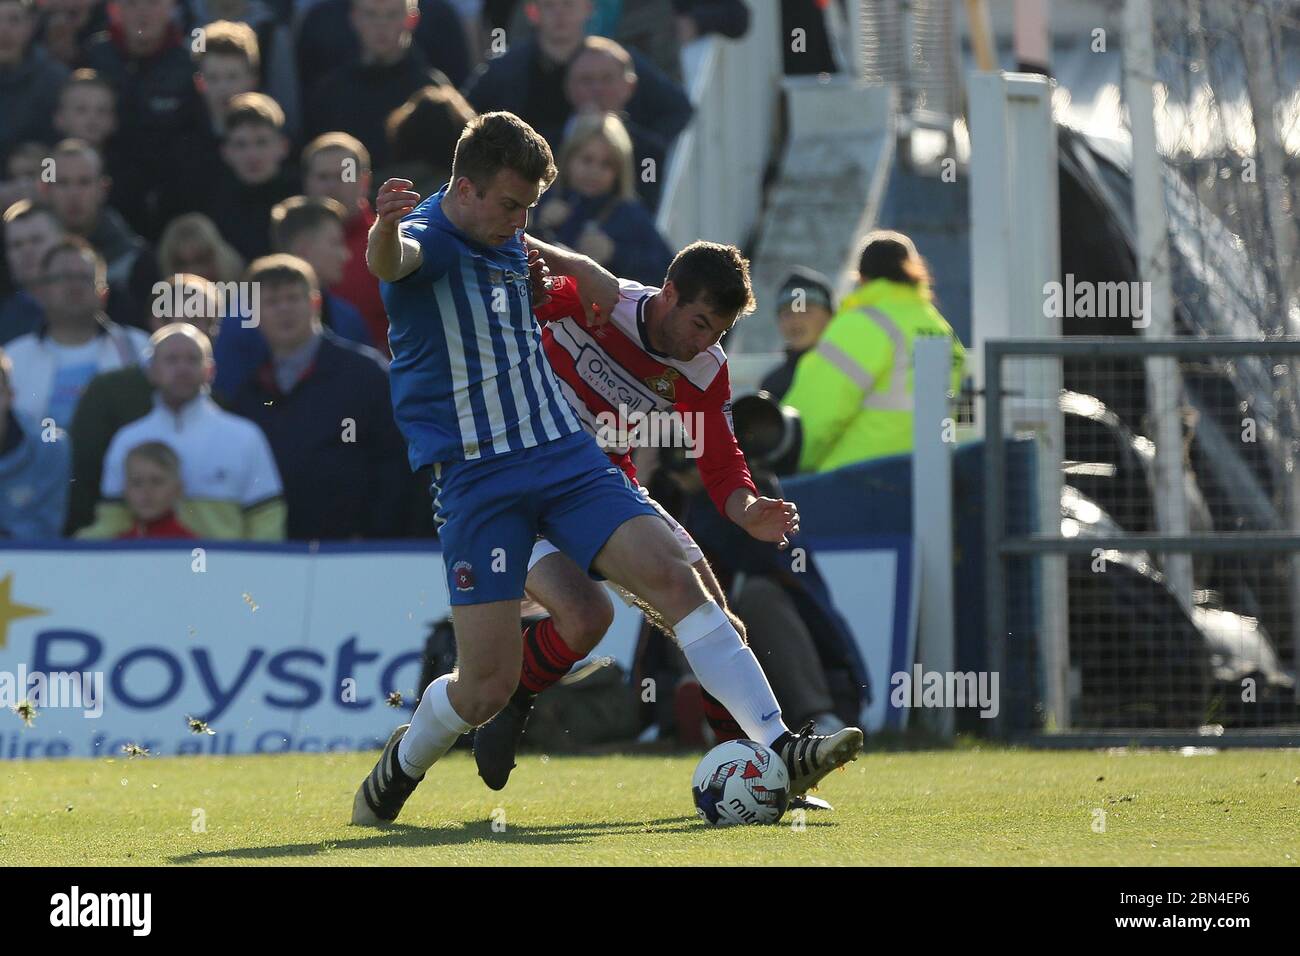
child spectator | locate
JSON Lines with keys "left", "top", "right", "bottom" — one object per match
{"left": 1, "top": 200, "right": 63, "bottom": 344}
{"left": 116, "top": 440, "right": 197, "bottom": 539}
{"left": 178, "top": 20, "right": 263, "bottom": 200}
{"left": 0, "top": 344, "right": 70, "bottom": 539}
{"left": 186, "top": 1, "right": 301, "bottom": 136}
{"left": 532, "top": 111, "right": 671, "bottom": 286}
{"left": 0, "top": 0, "right": 69, "bottom": 168}
{"left": 563, "top": 35, "right": 682, "bottom": 211}
{"left": 205, "top": 92, "right": 299, "bottom": 261}
{"left": 53, "top": 71, "right": 118, "bottom": 155}
{"left": 304, "top": 0, "right": 457, "bottom": 172}
{"left": 194, "top": 20, "right": 261, "bottom": 129}
{"left": 301, "top": 133, "right": 387, "bottom": 351}
{"left": 80, "top": 322, "right": 286, "bottom": 540}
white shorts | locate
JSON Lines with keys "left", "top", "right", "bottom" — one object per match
{"left": 520, "top": 484, "right": 703, "bottom": 618}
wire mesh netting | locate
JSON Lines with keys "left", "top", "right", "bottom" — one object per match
{"left": 995, "top": 348, "right": 1300, "bottom": 733}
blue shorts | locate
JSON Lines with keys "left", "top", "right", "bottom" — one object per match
{"left": 430, "top": 430, "right": 657, "bottom": 605}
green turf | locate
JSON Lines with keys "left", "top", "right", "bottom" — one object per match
{"left": 1, "top": 748, "right": 1297, "bottom": 865}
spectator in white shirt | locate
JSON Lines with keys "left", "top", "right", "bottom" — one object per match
{"left": 3, "top": 236, "right": 146, "bottom": 427}
{"left": 79, "top": 322, "right": 287, "bottom": 540}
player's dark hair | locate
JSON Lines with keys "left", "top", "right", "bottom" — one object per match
{"left": 857, "top": 229, "right": 931, "bottom": 288}
{"left": 270, "top": 195, "right": 348, "bottom": 251}
{"left": 450, "top": 111, "right": 557, "bottom": 194}
{"left": 665, "top": 241, "right": 755, "bottom": 319}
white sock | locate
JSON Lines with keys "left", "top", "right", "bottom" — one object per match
{"left": 674, "top": 601, "right": 789, "bottom": 747}
{"left": 397, "top": 674, "right": 472, "bottom": 778}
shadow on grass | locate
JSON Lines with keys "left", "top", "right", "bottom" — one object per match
{"left": 168, "top": 814, "right": 835, "bottom": 863}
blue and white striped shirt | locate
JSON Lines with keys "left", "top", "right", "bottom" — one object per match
{"left": 381, "top": 185, "right": 583, "bottom": 469}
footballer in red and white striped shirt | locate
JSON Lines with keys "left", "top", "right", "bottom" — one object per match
{"left": 473, "top": 241, "right": 863, "bottom": 802}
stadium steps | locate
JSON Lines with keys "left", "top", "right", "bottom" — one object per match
{"left": 729, "top": 77, "right": 896, "bottom": 382}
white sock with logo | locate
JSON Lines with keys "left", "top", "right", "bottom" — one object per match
{"left": 673, "top": 601, "right": 789, "bottom": 747}
{"left": 397, "top": 674, "right": 472, "bottom": 778}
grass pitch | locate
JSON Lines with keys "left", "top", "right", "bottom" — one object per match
{"left": 1, "top": 747, "right": 1297, "bottom": 866}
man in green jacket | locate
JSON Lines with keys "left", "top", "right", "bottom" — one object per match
{"left": 783, "top": 230, "right": 965, "bottom": 473}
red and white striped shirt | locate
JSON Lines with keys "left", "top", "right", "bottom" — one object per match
{"left": 534, "top": 276, "right": 757, "bottom": 515}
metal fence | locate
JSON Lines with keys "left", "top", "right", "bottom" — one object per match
{"left": 985, "top": 338, "right": 1300, "bottom": 745}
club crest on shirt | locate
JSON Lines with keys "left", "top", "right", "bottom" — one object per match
{"left": 643, "top": 368, "right": 680, "bottom": 401}
{"left": 452, "top": 560, "right": 476, "bottom": 591}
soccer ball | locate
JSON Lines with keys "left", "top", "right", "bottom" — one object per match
{"left": 691, "top": 739, "right": 790, "bottom": 826}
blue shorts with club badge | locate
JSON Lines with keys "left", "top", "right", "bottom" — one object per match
{"left": 430, "top": 430, "right": 657, "bottom": 605}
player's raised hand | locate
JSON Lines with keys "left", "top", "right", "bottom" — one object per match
{"left": 375, "top": 178, "right": 421, "bottom": 231}
{"left": 738, "top": 496, "right": 800, "bottom": 549}
{"left": 528, "top": 247, "right": 552, "bottom": 307}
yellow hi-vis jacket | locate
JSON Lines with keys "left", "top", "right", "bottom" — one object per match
{"left": 783, "top": 278, "right": 965, "bottom": 473}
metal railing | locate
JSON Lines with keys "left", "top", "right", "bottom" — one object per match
{"left": 985, "top": 337, "right": 1300, "bottom": 742}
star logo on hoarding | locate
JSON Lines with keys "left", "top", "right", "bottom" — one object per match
{"left": 0, "top": 573, "right": 46, "bottom": 649}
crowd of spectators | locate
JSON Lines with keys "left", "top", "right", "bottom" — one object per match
{"left": 0, "top": 0, "right": 735, "bottom": 542}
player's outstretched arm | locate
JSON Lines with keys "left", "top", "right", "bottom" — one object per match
{"left": 523, "top": 232, "right": 619, "bottom": 325}
{"left": 367, "top": 178, "right": 424, "bottom": 282}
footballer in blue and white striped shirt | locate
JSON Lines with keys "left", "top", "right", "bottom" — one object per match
{"left": 354, "top": 112, "right": 856, "bottom": 827}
